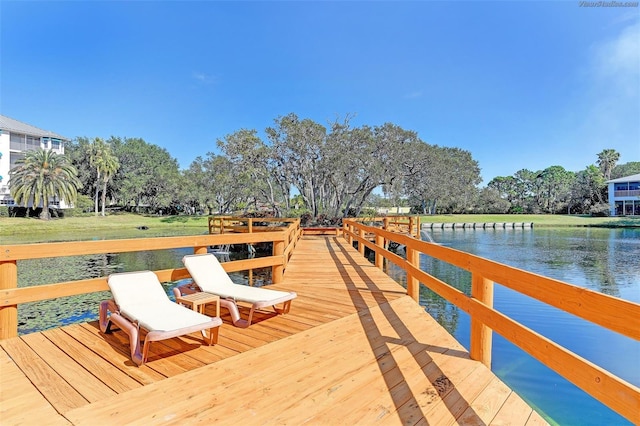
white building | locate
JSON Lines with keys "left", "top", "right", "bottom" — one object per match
{"left": 607, "top": 173, "right": 640, "bottom": 216}
{"left": 0, "top": 115, "right": 70, "bottom": 208}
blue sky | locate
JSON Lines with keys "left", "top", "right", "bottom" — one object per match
{"left": 2, "top": 1, "right": 638, "bottom": 184}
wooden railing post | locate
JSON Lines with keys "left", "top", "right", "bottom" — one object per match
{"left": 0, "top": 260, "right": 18, "bottom": 339}
{"left": 374, "top": 234, "right": 384, "bottom": 269}
{"left": 272, "top": 240, "right": 285, "bottom": 284}
{"left": 194, "top": 246, "right": 208, "bottom": 254}
{"left": 470, "top": 273, "right": 494, "bottom": 367}
{"left": 358, "top": 228, "right": 365, "bottom": 255}
{"left": 406, "top": 246, "right": 419, "bottom": 302}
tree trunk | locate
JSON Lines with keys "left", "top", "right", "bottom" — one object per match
{"left": 94, "top": 170, "right": 101, "bottom": 216}
{"left": 40, "top": 197, "right": 51, "bottom": 220}
{"left": 101, "top": 179, "right": 108, "bottom": 216}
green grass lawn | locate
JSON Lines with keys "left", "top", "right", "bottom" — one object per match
{"left": 0, "top": 213, "right": 209, "bottom": 236}
{"left": 1, "top": 213, "right": 638, "bottom": 240}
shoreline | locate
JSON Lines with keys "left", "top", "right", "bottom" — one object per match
{"left": 1, "top": 213, "right": 638, "bottom": 240}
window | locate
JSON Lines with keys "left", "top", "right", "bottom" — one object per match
{"left": 625, "top": 202, "right": 634, "bottom": 216}
{"left": 10, "top": 133, "right": 25, "bottom": 150}
{"left": 26, "top": 136, "right": 41, "bottom": 150}
{"left": 10, "top": 152, "right": 25, "bottom": 169}
{"left": 615, "top": 201, "right": 624, "bottom": 216}
{"left": 615, "top": 183, "right": 628, "bottom": 191}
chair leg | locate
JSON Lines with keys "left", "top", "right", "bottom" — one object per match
{"left": 273, "top": 300, "right": 292, "bottom": 315}
{"left": 99, "top": 300, "right": 119, "bottom": 333}
{"left": 108, "top": 312, "right": 143, "bottom": 366}
{"left": 245, "top": 307, "right": 256, "bottom": 327}
{"left": 220, "top": 299, "right": 249, "bottom": 328}
{"left": 141, "top": 338, "right": 152, "bottom": 365}
{"left": 206, "top": 326, "right": 219, "bottom": 345}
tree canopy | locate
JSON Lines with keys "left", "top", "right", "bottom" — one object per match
{"left": 55, "top": 115, "right": 632, "bottom": 219}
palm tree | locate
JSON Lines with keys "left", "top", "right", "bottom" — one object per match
{"left": 9, "top": 149, "right": 82, "bottom": 220}
{"left": 89, "top": 138, "right": 120, "bottom": 216}
{"left": 89, "top": 138, "right": 107, "bottom": 216}
{"left": 99, "top": 152, "right": 120, "bottom": 216}
{"left": 596, "top": 149, "right": 620, "bottom": 180}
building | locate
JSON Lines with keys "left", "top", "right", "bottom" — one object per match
{"left": 607, "top": 173, "right": 640, "bottom": 216}
{"left": 0, "top": 115, "right": 70, "bottom": 208}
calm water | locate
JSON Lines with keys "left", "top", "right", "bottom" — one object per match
{"left": 388, "top": 227, "right": 639, "bottom": 426}
{"left": 8, "top": 227, "right": 639, "bottom": 425}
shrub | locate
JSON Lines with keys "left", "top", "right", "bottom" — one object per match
{"left": 299, "top": 212, "right": 313, "bottom": 226}
{"left": 589, "top": 203, "right": 611, "bottom": 217}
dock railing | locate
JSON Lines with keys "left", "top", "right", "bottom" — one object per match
{"left": 342, "top": 218, "right": 640, "bottom": 424}
{"left": 0, "top": 218, "right": 302, "bottom": 341}
{"left": 208, "top": 216, "right": 300, "bottom": 235}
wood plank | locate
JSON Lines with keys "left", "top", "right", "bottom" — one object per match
{"left": 69, "top": 323, "right": 166, "bottom": 385}
{"left": 21, "top": 332, "right": 116, "bottom": 402}
{"left": 0, "top": 337, "right": 88, "bottom": 414}
{"left": 491, "top": 391, "right": 536, "bottom": 426}
{"left": 44, "top": 327, "right": 148, "bottom": 392}
{"left": 457, "top": 375, "right": 512, "bottom": 424}
{"left": 526, "top": 408, "right": 551, "bottom": 425}
{"left": 0, "top": 347, "right": 70, "bottom": 425}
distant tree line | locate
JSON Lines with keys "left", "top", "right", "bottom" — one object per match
{"left": 10, "top": 112, "right": 638, "bottom": 220}
{"left": 486, "top": 151, "right": 639, "bottom": 215}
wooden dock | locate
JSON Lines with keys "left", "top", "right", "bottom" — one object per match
{"left": 422, "top": 222, "right": 534, "bottom": 229}
{"left": 1, "top": 236, "right": 547, "bottom": 425}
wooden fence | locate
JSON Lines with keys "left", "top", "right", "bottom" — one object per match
{"left": 342, "top": 218, "right": 640, "bottom": 424}
{"left": 0, "top": 219, "right": 302, "bottom": 341}
{"left": 208, "top": 216, "right": 300, "bottom": 235}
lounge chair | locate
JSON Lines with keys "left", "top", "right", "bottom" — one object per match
{"left": 181, "top": 253, "right": 297, "bottom": 328}
{"left": 99, "top": 270, "right": 223, "bottom": 366}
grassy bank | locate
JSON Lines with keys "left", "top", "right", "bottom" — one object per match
{"left": 1, "top": 213, "right": 638, "bottom": 241}
{"left": 0, "top": 214, "right": 210, "bottom": 241}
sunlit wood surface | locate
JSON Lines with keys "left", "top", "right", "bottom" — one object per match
{"left": 0, "top": 236, "right": 547, "bottom": 425}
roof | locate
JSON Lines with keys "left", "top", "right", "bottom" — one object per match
{"left": 0, "top": 114, "right": 70, "bottom": 141}
{"left": 607, "top": 173, "right": 640, "bottom": 183}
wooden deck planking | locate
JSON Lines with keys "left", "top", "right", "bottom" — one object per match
{"left": 0, "top": 235, "right": 547, "bottom": 425}
{"left": 20, "top": 331, "right": 117, "bottom": 402}
{"left": 44, "top": 326, "right": 150, "bottom": 391}
{"left": 0, "top": 347, "right": 70, "bottom": 425}
{"left": 0, "top": 336, "right": 88, "bottom": 414}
